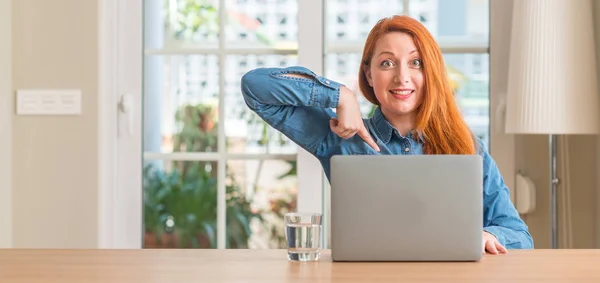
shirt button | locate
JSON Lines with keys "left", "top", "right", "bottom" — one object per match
{"left": 405, "top": 147, "right": 410, "bottom": 152}
{"left": 325, "top": 80, "right": 330, "bottom": 84}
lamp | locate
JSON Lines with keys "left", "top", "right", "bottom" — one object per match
{"left": 505, "top": 0, "right": 600, "bottom": 249}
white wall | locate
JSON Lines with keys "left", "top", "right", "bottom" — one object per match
{"left": 0, "top": 0, "right": 13, "bottom": 248}
{"left": 489, "top": 0, "right": 516, "bottom": 201}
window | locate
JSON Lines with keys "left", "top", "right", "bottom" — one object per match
{"left": 141, "top": 0, "right": 490, "bottom": 250}
{"left": 143, "top": 0, "right": 299, "bottom": 249}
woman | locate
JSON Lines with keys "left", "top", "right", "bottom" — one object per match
{"left": 241, "top": 15, "right": 533, "bottom": 254}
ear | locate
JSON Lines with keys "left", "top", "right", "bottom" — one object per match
{"left": 363, "top": 65, "right": 373, "bottom": 87}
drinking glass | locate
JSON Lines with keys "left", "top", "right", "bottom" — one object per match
{"left": 284, "top": 212, "right": 322, "bottom": 261}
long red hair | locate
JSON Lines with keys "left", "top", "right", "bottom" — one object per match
{"left": 359, "top": 15, "right": 477, "bottom": 155}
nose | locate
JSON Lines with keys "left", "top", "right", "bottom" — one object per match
{"left": 395, "top": 63, "right": 410, "bottom": 84}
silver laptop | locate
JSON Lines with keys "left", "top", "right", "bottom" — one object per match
{"left": 330, "top": 154, "right": 483, "bottom": 262}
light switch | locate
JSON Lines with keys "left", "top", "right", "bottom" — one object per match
{"left": 16, "top": 89, "right": 81, "bottom": 115}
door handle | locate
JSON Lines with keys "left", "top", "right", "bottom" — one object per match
{"left": 118, "top": 93, "right": 134, "bottom": 136}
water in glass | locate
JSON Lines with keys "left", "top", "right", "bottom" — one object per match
{"left": 285, "top": 213, "right": 322, "bottom": 261}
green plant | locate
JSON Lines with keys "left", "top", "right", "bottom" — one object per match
{"left": 143, "top": 103, "right": 264, "bottom": 248}
{"left": 143, "top": 159, "right": 265, "bottom": 248}
{"left": 143, "top": 160, "right": 219, "bottom": 248}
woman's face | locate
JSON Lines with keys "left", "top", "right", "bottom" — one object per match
{"left": 364, "top": 32, "right": 424, "bottom": 119}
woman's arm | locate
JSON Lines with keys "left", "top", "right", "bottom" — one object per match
{"left": 480, "top": 146, "right": 534, "bottom": 249}
{"left": 241, "top": 66, "right": 378, "bottom": 157}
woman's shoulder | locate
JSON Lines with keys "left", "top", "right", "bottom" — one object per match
{"left": 473, "top": 137, "right": 489, "bottom": 156}
{"left": 472, "top": 137, "right": 502, "bottom": 177}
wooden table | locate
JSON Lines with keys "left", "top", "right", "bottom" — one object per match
{"left": 1, "top": 249, "right": 599, "bottom": 282}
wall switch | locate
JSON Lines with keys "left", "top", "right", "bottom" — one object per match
{"left": 16, "top": 89, "right": 81, "bottom": 115}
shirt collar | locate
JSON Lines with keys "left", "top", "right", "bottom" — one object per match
{"left": 371, "top": 107, "right": 424, "bottom": 144}
{"left": 372, "top": 107, "right": 396, "bottom": 144}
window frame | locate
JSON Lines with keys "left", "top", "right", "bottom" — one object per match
{"left": 98, "top": 0, "right": 144, "bottom": 249}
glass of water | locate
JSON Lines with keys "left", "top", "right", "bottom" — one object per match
{"left": 285, "top": 212, "right": 322, "bottom": 261}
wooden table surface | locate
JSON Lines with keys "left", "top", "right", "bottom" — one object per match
{"left": 1, "top": 249, "right": 599, "bottom": 283}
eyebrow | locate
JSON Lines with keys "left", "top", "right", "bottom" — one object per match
{"left": 376, "top": 50, "right": 419, "bottom": 57}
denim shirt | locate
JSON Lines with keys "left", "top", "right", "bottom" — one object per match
{"left": 241, "top": 66, "right": 534, "bottom": 249}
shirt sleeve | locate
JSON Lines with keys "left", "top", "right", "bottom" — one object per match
{"left": 479, "top": 142, "right": 534, "bottom": 249}
{"left": 241, "top": 66, "right": 343, "bottom": 157}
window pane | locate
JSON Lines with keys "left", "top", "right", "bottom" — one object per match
{"left": 445, "top": 53, "right": 490, "bottom": 149}
{"left": 226, "top": 159, "right": 297, "bottom": 249}
{"left": 325, "top": 0, "right": 403, "bottom": 49}
{"left": 150, "top": 0, "right": 220, "bottom": 49}
{"left": 225, "top": 0, "right": 298, "bottom": 49}
{"left": 144, "top": 55, "right": 219, "bottom": 153}
{"left": 409, "top": 0, "right": 489, "bottom": 46}
{"left": 224, "top": 54, "right": 299, "bottom": 154}
{"left": 143, "top": 160, "right": 218, "bottom": 249}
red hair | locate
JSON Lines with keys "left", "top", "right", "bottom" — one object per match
{"left": 359, "top": 15, "right": 477, "bottom": 155}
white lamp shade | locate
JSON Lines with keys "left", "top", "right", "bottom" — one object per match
{"left": 506, "top": 0, "right": 600, "bottom": 135}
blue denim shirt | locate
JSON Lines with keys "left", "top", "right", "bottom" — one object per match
{"left": 241, "top": 66, "right": 534, "bottom": 249}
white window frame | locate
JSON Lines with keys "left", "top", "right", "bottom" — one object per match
{"left": 97, "top": 0, "right": 118, "bottom": 248}
{"left": 297, "top": 0, "right": 326, "bottom": 244}
{"left": 98, "top": 0, "right": 144, "bottom": 248}
{"left": 0, "top": 0, "right": 12, "bottom": 248}
{"left": 98, "top": 0, "right": 525, "bottom": 249}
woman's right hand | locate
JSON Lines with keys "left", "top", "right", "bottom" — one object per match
{"left": 330, "top": 86, "right": 380, "bottom": 152}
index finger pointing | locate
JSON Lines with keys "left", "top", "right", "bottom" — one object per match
{"left": 358, "top": 126, "right": 380, "bottom": 152}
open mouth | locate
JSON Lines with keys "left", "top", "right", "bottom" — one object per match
{"left": 389, "top": 89, "right": 414, "bottom": 99}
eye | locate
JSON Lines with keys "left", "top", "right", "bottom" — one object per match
{"left": 380, "top": 60, "right": 395, "bottom": 68}
{"left": 410, "top": 58, "right": 422, "bottom": 68}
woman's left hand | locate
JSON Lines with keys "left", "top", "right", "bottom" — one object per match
{"left": 483, "top": 231, "right": 507, "bottom": 255}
